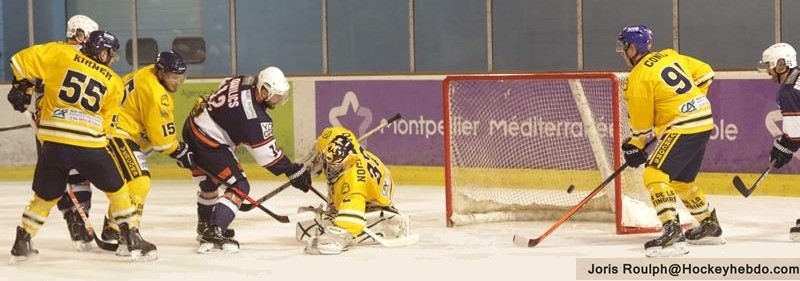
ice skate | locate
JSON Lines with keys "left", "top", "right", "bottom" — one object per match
{"left": 196, "top": 219, "right": 234, "bottom": 242}
{"left": 685, "top": 210, "right": 725, "bottom": 245}
{"left": 789, "top": 219, "right": 800, "bottom": 242}
{"left": 119, "top": 223, "right": 157, "bottom": 262}
{"left": 197, "top": 225, "right": 239, "bottom": 254}
{"left": 644, "top": 220, "right": 689, "bottom": 258}
{"left": 9, "top": 226, "right": 38, "bottom": 264}
{"left": 63, "top": 209, "right": 92, "bottom": 251}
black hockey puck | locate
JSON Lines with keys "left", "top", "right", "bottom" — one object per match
{"left": 566, "top": 185, "right": 575, "bottom": 193}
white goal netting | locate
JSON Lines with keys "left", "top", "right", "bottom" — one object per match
{"left": 443, "top": 73, "right": 689, "bottom": 233}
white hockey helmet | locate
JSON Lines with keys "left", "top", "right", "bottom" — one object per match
{"left": 257, "top": 66, "right": 291, "bottom": 106}
{"left": 759, "top": 43, "right": 797, "bottom": 72}
{"left": 66, "top": 14, "right": 99, "bottom": 41}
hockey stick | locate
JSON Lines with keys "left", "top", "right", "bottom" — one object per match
{"left": 731, "top": 160, "right": 776, "bottom": 198}
{"left": 362, "top": 227, "right": 420, "bottom": 247}
{"left": 196, "top": 166, "right": 315, "bottom": 223}
{"left": 513, "top": 139, "right": 655, "bottom": 248}
{"left": 65, "top": 185, "right": 119, "bottom": 251}
{"left": 0, "top": 124, "right": 31, "bottom": 132}
{"left": 239, "top": 113, "right": 403, "bottom": 211}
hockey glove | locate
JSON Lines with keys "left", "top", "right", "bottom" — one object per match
{"left": 7, "top": 80, "right": 32, "bottom": 112}
{"left": 287, "top": 163, "right": 312, "bottom": 193}
{"left": 621, "top": 140, "right": 648, "bottom": 168}
{"left": 770, "top": 135, "right": 798, "bottom": 169}
{"left": 169, "top": 142, "right": 196, "bottom": 169}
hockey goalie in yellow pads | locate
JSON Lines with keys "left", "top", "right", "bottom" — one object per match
{"left": 296, "top": 126, "right": 412, "bottom": 255}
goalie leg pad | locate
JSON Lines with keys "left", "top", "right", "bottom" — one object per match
{"left": 295, "top": 205, "right": 334, "bottom": 243}
{"left": 304, "top": 226, "right": 354, "bottom": 255}
{"left": 356, "top": 206, "right": 411, "bottom": 245}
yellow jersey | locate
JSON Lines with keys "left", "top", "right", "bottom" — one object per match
{"left": 316, "top": 127, "right": 394, "bottom": 236}
{"left": 623, "top": 48, "right": 715, "bottom": 149}
{"left": 116, "top": 65, "right": 179, "bottom": 154}
{"left": 10, "top": 41, "right": 124, "bottom": 148}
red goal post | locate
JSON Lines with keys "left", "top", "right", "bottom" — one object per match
{"left": 442, "top": 72, "right": 678, "bottom": 234}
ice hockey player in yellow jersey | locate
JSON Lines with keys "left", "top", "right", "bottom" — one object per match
{"left": 296, "top": 126, "right": 412, "bottom": 255}
{"left": 99, "top": 51, "right": 195, "bottom": 253}
{"left": 617, "top": 25, "right": 723, "bottom": 258}
{"left": 6, "top": 14, "right": 101, "bottom": 252}
{"left": 7, "top": 30, "right": 156, "bottom": 263}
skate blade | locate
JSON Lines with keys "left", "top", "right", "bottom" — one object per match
{"left": 8, "top": 254, "right": 37, "bottom": 265}
{"left": 75, "top": 241, "right": 93, "bottom": 252}
{"left": 645, "top": 242, "right": 689, "bottom": 258}
{"left": 115, "top": 247, "right": 131, "bottom": 257}
{"left": 687, "top": 236, "right": 726, "bottom": 245}
{"left": 129, "top": 250, "right": 158, "bottom": 262}
{"left": 197, "top": 242, "right": 238, "bottom": 254}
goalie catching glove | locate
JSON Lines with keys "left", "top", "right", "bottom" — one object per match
{"left": 771, "top": 135, "right": 798, "bottom": 169}
{"left": 169, "top": 141, "right": 195, "bottom": 169}
{"left": 621, "top": 137, "right": 648, "bottom": 168}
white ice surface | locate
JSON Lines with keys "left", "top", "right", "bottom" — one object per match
{"left": 0, "top": 180, "right": 798, "bottom": 281}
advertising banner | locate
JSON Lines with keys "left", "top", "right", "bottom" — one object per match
{"left": 315, "top": 78, "right": 793, "bottom": 174}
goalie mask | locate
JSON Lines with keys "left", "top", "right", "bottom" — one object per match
{"left": 314, "top": 127, "right": 360, "bottom": 174}
{"left": 323, "top": 136, "right": 355, "bottom": 166}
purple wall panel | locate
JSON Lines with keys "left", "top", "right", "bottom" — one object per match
{"left": 315, "top": 78, "right": 794, "bottom": 174}
{"left": 315, "top": 80, "right": 444, "bottom": 165}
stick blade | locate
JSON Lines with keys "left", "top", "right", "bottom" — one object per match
{"left": 512, "top": 234, "right": 540, "bottom": 248}
{"left": 382, "top": 234, "right": 420, "bottom": 247}
{"left": 731, "top": 175, "right": 752, "bottom": 198}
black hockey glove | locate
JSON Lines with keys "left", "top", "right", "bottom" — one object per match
{"left": 621, "top": 139, "right": 648, "bottom": 168}
{"left": 287, "top": 163, "right": 312, "bottom": 193}
{"left": 169, "top": 142, "right": 196, "bottom": 169}
{"left": 770, "top": 135, "right": 798, "bottom": 169}
{"left": 7, "top": 80, "right": 32, "bottom": 112}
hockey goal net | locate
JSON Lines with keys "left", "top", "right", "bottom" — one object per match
{"left": 443, "top": 72, "right": 671, "bottom": 234}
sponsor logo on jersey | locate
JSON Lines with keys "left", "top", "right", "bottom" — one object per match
{"left": 160, "top": 94, "right": 169, "bottom": 107}
{"left": 678, "top": 96, "right": 709, "bottom": 113}
{"left": 260, "top": 122, "right": 273, "bottom": 138}
{"left": 53, "top": 108, "right": 68, "bottom": 119}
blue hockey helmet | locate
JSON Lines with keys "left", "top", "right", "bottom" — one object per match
{"left": 155, "top": 51, "right": 187, "bottom": 74}
{"left": 82, "top": 30, "right": 120, "bottom": 65}
{"left": 617, "top": 25, "right": 653, "bottom": 54}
